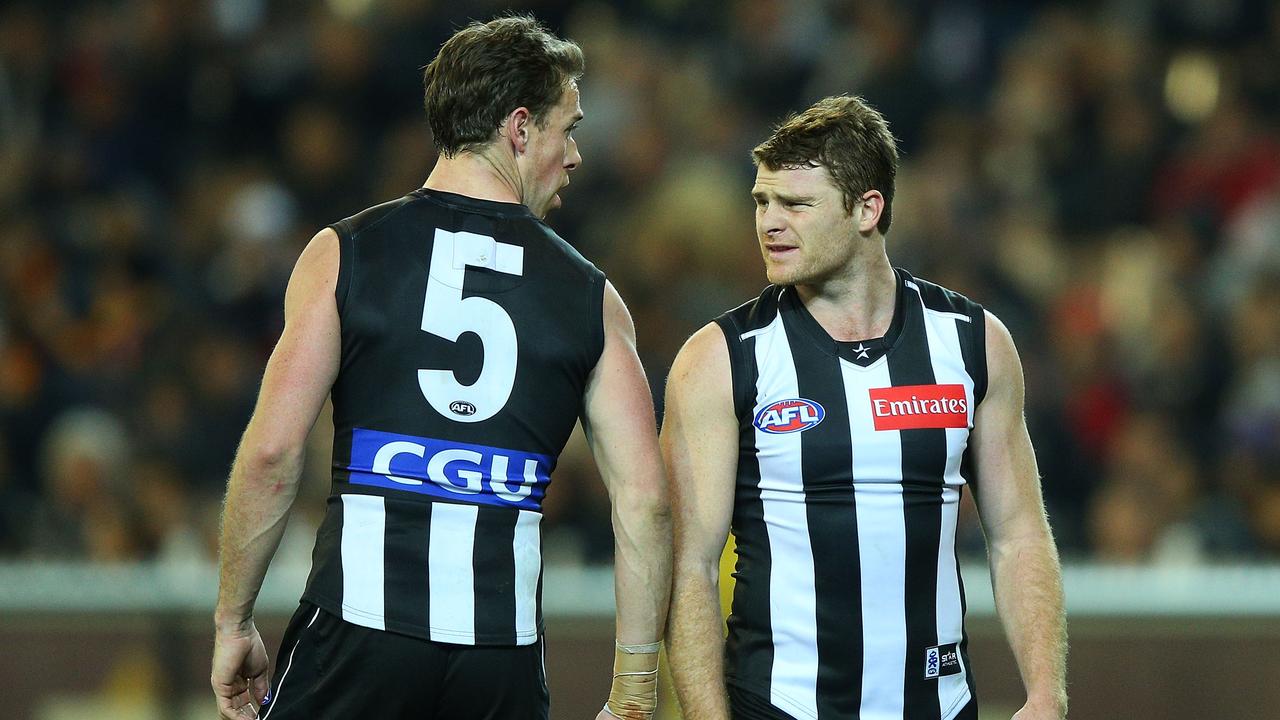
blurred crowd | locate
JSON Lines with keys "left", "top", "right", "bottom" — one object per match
{"left": 1, "top": 0, "right": 1278, "bottom": 567}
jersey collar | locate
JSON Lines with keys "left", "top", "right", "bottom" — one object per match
{"left": 780, "top": 267, "right": 908, "bottom": 367}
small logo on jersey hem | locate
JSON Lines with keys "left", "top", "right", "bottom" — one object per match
{"left": 754, "top": 398, "right": 825, "bottom": 434}
{"left": 449, "top": 400, "right": 477, "bottom": 417}
{"left": 925, "top": 642, "right": 962, "bottom": 679}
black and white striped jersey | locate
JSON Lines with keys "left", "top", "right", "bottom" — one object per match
{"left": 301, "top": 189, "right": 605, "bottom": 646}
{"left": 716, "top": 268, "right": 988, "bottom": 720}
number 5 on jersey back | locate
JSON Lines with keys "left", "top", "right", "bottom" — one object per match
{"left": 419, "top": 228, "right": 523, "bottom": 423}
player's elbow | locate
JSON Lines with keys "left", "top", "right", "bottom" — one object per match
{"left": 234, "top": 435, "right": 306, "bottom": 489}
{"left": 614, "top": 472, "right": 671, "bottom": 525}
{"left": 672, "top": 544, "right": 721, "bottom": 586}
{"left": 988, "top": 515, "right": 1058, "bottom": 565}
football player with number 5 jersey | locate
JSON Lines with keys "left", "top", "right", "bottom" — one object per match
{"left": 212, "top": 16, "right": 670, "bottom": 720}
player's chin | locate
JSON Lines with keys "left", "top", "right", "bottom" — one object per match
{"left": 540, "top": 193, "right": 562, "bottom": 217}
{"left": 531, "top": 194, "right": 559, "bottom": 219}
{"left": 763, "top": 263, "right": 795, "bottom": 286}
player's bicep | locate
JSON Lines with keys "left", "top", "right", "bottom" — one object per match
{"left": 244, "top": 229, "right": 342, "bottom": 457}
{"left": 662, "top": 323, "right": 737, "bottom": 573}
{"left": 971, "top": 310, "right": 1045, "bottom": 543}
{"left": 580, "top": 281, "right": 663, "bottom": 495}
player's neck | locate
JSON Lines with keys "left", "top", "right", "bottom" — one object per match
{"left": 423, "top": 146, "right": 524, "bottom": 206}
{"left": 796, "top": 251, "right": 896, "bottom": 342}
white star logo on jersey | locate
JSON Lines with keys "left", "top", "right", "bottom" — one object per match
{"left": 853, "top": 343, "right": 870, "bottom": 360}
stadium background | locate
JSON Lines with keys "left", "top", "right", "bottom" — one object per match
{"left": 0, "top": 0, "right": 1278, "bottom": 717}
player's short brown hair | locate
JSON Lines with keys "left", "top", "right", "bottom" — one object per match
{"left": 423, "top": 15, "right": 584, "bottom": 157}
{"left": 752, "top": 95, "right": 900, "bottom": 235}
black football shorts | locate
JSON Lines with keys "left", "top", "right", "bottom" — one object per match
{"left": 258, "top": 602, "right": 548, "bottom": 719}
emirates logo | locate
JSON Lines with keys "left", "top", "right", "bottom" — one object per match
{"left": 868, "top": 384, "right": 968, "bottom": 431}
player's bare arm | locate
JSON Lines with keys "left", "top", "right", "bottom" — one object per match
{"left": 212, "top": 228, "right": 341, "bottom": 720}
{"left": 581, "top": 280, "right": 672, "bottom": 720}
{"left": 971, "top": 310, "right": 1068, "bottom": 720}
{"left": 662, "top": 322, "right": 737, "bottom": 720}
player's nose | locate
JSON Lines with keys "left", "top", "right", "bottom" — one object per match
{"left": 759, "top": 204, "right": 786, "bottom": 235}
{"left": 565, "top": 139, "right": 581, "bottom": 171}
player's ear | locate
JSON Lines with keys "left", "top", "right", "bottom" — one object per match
{"left": 503, "top": 107, "right": 532, "bottom": 154}
{"left": 856, "top": 190, "right": 885, "bottom": 235}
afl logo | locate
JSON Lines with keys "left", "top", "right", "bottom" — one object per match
{"left": 449, "top": 401, "right": 477, "bottom": 417}
{"left": 754, "top": 398, "right": 825, "bottom": 434}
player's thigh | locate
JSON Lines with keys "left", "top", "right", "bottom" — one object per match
{"left": 436, "top": 637, "right": 549, "bottom": 720}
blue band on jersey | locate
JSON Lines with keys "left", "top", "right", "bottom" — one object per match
{"left": 346, "top": 427, "right": 552, "bottom": 511}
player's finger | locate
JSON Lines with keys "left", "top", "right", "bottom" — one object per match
{"left": 213, "top": 680, "right": 247, "bottom": 701}
{"left": 251, "top": 674, "right": 271, "bottom": 706}
{"left": 212, "top": 676, "right": 248, "bottom": 697}
{"left": 219, "top": 693, "right": 260, "bottom": 720}
{"left": 217, "top": 693, "right": 247, "bottom": 720}
{"left": 225, "top": 687, "right": 256, "bottom": 714}
{"left": 241, "top": 688, "right": 258, "bottom": 708}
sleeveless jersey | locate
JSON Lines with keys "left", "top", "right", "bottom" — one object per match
{"left": 302, "top": 188, "right": 605, "bottom": 646}
{"left": 715, "top": 268, "right": 988, "bottom": 720}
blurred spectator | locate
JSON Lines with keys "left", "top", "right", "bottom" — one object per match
{"left": 1220, "top": 273, "right": 1280, "bottom": 553}
{"left": 2, "top": 0, "right": 1279, "bottom": 563}
{"left": 27, "top": 408, "right": 139, "bottom": 560}
{"left": 1086, "top": 412, "right": 1209, "bottom": 563}
{"left": 131, "top": 456, "right": 205, "bottom": 565}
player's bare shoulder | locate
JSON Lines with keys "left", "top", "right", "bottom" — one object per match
{"left": 666, "top": 323, "right": 732, "bottom": 417}
{"left": 980, "top": 309, "right": 1026, "bottom": 405}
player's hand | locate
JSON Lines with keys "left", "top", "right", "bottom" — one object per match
{"left": 1011, "top": 697, "right": 1066, "bottom": 720}
{"left": 212, "top": 620, "right": 271, "bottom": 719}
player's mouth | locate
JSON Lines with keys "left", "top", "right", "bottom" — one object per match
{"left": 764, "top": 243, "right": 798, "bottom": 259}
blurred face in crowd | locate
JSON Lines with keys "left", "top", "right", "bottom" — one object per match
{"left": 752, "top": 163, "right": 880, "bottom": 287}
{"left": 517, "top": 81, "right": 582, "bottom": 218}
